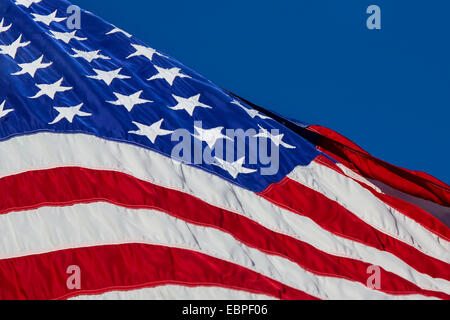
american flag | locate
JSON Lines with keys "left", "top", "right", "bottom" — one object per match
{"left": 0, "top": 0, "right": 449, "bottom": 300}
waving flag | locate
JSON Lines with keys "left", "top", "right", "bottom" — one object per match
{"left": 0, "top": 0, "right": 449, "bottom": 300}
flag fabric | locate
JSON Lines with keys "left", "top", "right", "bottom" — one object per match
{"left": 0, "top": 0, "right": 449, "bottom": 300}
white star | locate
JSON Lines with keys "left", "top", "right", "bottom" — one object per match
{"left": 129, "top": 119, "right": 173, "bottom": 143}
{"left": 87, "top": 68, "right": 131, "bottom": 86}
{"left": 49, "top": 30, "right": 87, "bottom": 44}
{"left": 0, "top": 100, "right": 14, "bottom": 119}
{"left": 231, "top": 100, "right": 271, "bottom": 120}
{"left": 0, "top": 34, "right": 30, "bottom": 59}
{"left": 32, "top": 10, "right": 67, "bottom": 26}
{"left": 254, "top": 125, "right": 296, "bottom": 149}
{"left": 49, "top": 103, "right": 91, "bottom": 124}
{"left": 148, "top": 66, "right": 191, "bottom": 86}
{"left": 107, "top": 90, "right": 153, "bottom": 112}
{"left": 193, "top": 126, "right": 232, "bottom": 149}
{"left": 15, "top": 0, "right": 42, "bottom": 8}
{"left": 170, "top": 94, "right": 212, "bottom": 116}
{"left": 213, "top": 157, "right": 257, "bottom": 179}
{"left": 71, "top": 48, "right": 110, "bottom": 63}
{"left": 29, "top": 77, "right": 72, "bottom": 100}
{"left": 106, "top": 26, "right": 132, "bottom": 38}
{"left": 0, "top": 18, "right": 12, "bottom": 33}
{"left": 11, "top": 55, "right": 52, "bottom": 78}
{"left": 127, "top": 44, "right": 164, "bottom": 61}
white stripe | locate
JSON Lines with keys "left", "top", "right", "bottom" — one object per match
{"left": 289, "top": 161, "right": 450, "bottom": 261}
{"left": 69, "top": 285, "right": 277, "bottom": 300}
{"left": 337, "top": 163, "right": 383, "bottom": 193}
{"left": 366, "top": 177, "right": 450, "bottom": 229}
{"left": 0, "top": 202, "right": 435, "bottom": 300}
{"left": 0, "top": 132, "right": 448, "bottom": 294}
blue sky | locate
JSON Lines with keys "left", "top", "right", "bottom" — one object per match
{"left": 72, "top": 0, "right": 450, "bottom": 184}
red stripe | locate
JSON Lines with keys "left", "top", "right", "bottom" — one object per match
{"left": 0, "top": 243, "right": 314, "bottom": 300}
{"left": 308, "top": 125, "right": 450, "bottom": 207}
{"left": 1, "top": 167, "right": 448, "bottom": 299}
{"left": 259, "top": 173, "right": 450, "bottom": 283}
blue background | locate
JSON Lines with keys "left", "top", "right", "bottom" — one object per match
{"left": 71, "top": 0, "right": 450, "bottom": 184}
